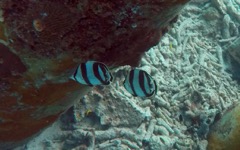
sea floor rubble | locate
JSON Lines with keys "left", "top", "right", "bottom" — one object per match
{"left": 18, "top": 1, "right": 240, "bottom": 150}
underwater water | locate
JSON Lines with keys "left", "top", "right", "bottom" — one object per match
{"left": 1, "top": 0, "right": 240, "bottom": 150}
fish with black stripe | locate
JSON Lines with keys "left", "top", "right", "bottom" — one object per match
{"left": 70, "top": 61, "right": 113, "bottom": 86}
{"left": 123, "top": 69, "right": 157, "bottom": 97}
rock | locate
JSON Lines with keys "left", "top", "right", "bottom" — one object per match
{"left": 0, "top": 0, "right": 190, "bottom": 149}
{"left": 0, "top": 43, "right": 26, "bottom": 78}
{"left": 1, "top": 0, "right": 189, "bottom": 67}
{"left": 74, "top": 86, "right": 152, "bottom": 127}
{"left": 207, "top": 103, "right": 240, "bottom": 150}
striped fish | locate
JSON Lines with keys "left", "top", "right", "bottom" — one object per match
{"left": 123, "top": 69, "right": 157, "bottom": 97}
{"left": 70, "top": 61, "right": 113, "bottom": 86}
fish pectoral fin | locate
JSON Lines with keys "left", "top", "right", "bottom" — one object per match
{"left": 69, "top": 75, "right": 75, "bottom": 81}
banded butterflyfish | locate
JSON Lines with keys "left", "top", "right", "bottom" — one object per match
{"left": 123, "top": 69, "right": 157, "bottom": 97}
{"left": 70, "top": 61, "right": 113, "bottom": 86}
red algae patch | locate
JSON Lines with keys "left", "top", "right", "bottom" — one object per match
{"left": 0, "top": 43, "right": 26, "bottom": 78}
{"left": 2, "top": 0, "right": 189, "bottom": 66}
{"left": 0, "top": 22, "right": 7, "bottom": 42}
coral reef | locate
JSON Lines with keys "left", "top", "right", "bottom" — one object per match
{"left": 1, "top": 0, "right": 239, "bottom": 149}
{"left": 0, "top": 0, "right": 190, "bottom": 149}
{"left": 18, "top": 1, "right": 240, "bottom": 149}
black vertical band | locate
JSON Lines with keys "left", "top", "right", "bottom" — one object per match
{"left": 81, "top": 63, "right": 92, "bottom": 86}
{"left": 93, "top": 63, "right": 107, "bottom": 84}
{"left": 129, "top": 70, "right": 137, "bottom": 96}
{"left": 139, "top": 70, "right": 149, "bottom": 96}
